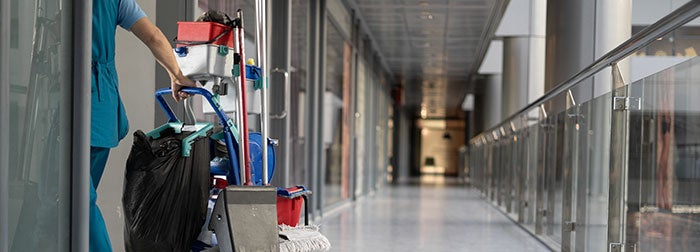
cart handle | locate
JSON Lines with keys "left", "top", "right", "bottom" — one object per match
{"left": 154, "top": 87, "right": 240, "bottom": 142}
{"left": 155, "top": 87, "right": 242, "bottom": 185}
{"left": 145, "top": 122, "right": 213, "bottom": 157}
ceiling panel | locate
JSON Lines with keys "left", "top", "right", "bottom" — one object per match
{"left": 353, "top": 0, "right": 496, "bottom": 119}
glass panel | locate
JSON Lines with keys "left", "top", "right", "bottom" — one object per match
{"left": 562, "top": 87, "right": 590, "bottom": 251}
{"left": 476, "top": 142, "right": 484, "bottom": 193}
{"left": 322, "top": 17, "right": 351, "bottom": 206}
{"left": 477, "top": 141, "right": 483, "bottom": 194}
{"left": 490, "top": 133, "right": 495, "bottom": 198}
{"left": 535, "top": 109, "right": 548, "bottom": 234}
{"left": 468, "top": 7, "right": 700, "bottom": 252}
{"left": 548, "top": 111, "right": 563, "bottom": 240}
{"left": 524, "top": 109, "right": 539, "bottom": 232}
{"left": 543, "top": 93, "right": 567, "bottom": 242}
{"left": 342, "top": 42, "right": 352, "bottom": 200}
{"left": 631, "top": 26, "right": 700, "bottom": 59}
{"left": 374, "top": 76, "right": 388, "bottom": 190}
{"left": 8, "top": 0, "right": 72, "bottom": 250}
{"left": 494, "top": 134, "right": 500, "bottom": 202}
{"left": 354, "top": 59, "right": 367, "bottom": 197}
{"left": 553, "top": 111, "right": 566, "bottom": 243}
{"left": 366, "top": 63, "right": 374, "bottom": 194}
{"left": 488, "top": 138, "right": 495, "bottom": 201}
{"left": 386, "top": 97, "right": 394, "bottom": 183}
{"left": 511, "top": 129, "right": 518, "bottom": 214}
{"left": 290, "top": 0, "right": 310, "bottom": 185}
{"left": 504, "top": 132, "right": 513, "bottom": 212}
{"left": 574, "top": 91, "right": 611, "bottom": 252}
{"left": 513, "top": 119, "right": 520, "bottom": 216}
{"left": 627, "top": 56, "right": 700, "bottom": 251}
{"left": 514, "top": 125, "right": 523, "bottom": 218}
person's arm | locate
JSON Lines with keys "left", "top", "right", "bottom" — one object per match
{"left": 130, "top": 18, "right": 195, "bottom": 102}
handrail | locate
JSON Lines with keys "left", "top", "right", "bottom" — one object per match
{"left": 471, "top": 0, "right": 700, "bottom": 142}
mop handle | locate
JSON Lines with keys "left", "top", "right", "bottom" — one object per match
{"left": 255, "top": 0, "right": 269, "bottom": 185}
{"left": 236, "top": 9, "right": 253, "bottom": 186}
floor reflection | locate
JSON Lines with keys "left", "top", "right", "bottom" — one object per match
{"left": 320, "top": 178, "right": 549, "bottom": 251}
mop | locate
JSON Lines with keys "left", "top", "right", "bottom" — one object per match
{"left": 278, "top": 225, "right": 331, "bottom": 252}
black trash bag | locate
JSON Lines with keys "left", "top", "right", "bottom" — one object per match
{"left": 123, "top": 128, "right": 211, "bottom": 252}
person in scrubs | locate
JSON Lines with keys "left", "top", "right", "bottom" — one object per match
{"left": 91, "top": 0, "right": 194, "bottom": 251}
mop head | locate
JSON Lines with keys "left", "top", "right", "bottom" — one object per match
{"left": 278, "top": 225, "right": 331, "bottom": 252}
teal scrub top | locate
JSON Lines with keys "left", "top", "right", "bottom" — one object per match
{"left": 91, "top": 0, "right": 146, "bottom": 148}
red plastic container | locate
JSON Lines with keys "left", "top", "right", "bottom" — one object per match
{"left": 276, "top": 196, "right": 304, "bottom": 226}
{"left": 176, "top": 22, "right": 233, "bottom": 48}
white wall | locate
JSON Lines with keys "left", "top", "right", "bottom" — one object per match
{"left": 632, "top": 0, "right": 700, "bottom": 26}
{"left": 630, "top": 56, "right": 692, "bottom": 83}
{"left": 495, "top": 0, "right": 534, "bottom": 37}
{"left": 478, "top": 40, "right": 503, "bottom": 74}
{"left": 97, "top": 1, "right": 157, "bottom": 250}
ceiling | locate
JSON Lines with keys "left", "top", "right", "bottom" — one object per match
{"left": 351, "top": 0, "right": 500, "bottom": 119}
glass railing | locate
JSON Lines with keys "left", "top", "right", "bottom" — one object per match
{"left": 468, "top": 2, "right": 700, "bottom": 252}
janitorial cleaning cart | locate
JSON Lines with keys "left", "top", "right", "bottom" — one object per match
{"left": 122, "top": 3, "right": 329, "bottom": 252}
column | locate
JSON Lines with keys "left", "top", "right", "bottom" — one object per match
{"left": 499, "top": 0, "right": 546, "bottom": 119}
{"left": 484, "top": 74, "right": 503, "bottom": 129}
{"left": 545, "top": 0, "right": 631, "bottom": 251}
{"left": 502, "top": 37, "right": 529, "bottom": 118}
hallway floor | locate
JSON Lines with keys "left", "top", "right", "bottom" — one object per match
{"left": 319, "top": 178, "right": 550, "bottom": 252}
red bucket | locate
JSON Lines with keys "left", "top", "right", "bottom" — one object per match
{"left": 276, "top": 196, "right": 304, "bottom": 227}
{"left": 176, "top": 22, "right": 233, "bottom": 48}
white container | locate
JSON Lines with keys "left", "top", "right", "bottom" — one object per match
{"left": 175, "top": 44, "right": 234, "bottom": 79}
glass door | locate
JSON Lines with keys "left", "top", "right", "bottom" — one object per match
{"left": 289, "top": 0, "right": 311, "bottom": 186}
{"left": 4, "top": 0, "right": 74, "bottom": 250}
{"left": 354, "top": 59, "right": 367, "bottom": 197}
{"left": 322, "top": 17, "right": 352, "bottom": 207}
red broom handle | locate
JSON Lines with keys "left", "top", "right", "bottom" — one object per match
{"left": 237, "top": 9, "right": 253, "bottom": 186}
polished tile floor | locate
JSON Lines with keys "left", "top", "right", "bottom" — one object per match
{"left": 319, "top": 178, "right": 550, "bottom": 252}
